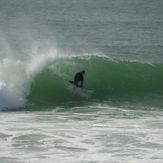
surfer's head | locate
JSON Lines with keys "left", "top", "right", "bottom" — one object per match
{"left": 81, "top": 70, "right": 85, "bottom": 74}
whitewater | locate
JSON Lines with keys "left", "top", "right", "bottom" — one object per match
{"left": 0, "top": 0, "right": 163, "bottom": 162}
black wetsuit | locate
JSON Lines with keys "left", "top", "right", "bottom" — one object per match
{"left": 74, "top": 72, "right": 84, "bottom": 87}
{"left": 69, "top": 71, "right": 84, "bottom": 88}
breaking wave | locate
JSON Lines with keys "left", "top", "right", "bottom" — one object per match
{"left": 0, "top": 46, "right": 163, "bottom": 110}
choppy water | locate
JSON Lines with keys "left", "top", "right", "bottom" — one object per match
{"left": 0, "top": 0, "right": 163, "bottom": 162}
{"left": 1, "top": 105, "right": 163, "bottom": 163}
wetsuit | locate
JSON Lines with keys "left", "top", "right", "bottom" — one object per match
{"left": 74, "top": 72, "right": 84, "bottom": 88}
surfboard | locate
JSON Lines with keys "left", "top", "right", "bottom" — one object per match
{"left": 69, "top": 81, "right": 76, "bottom": 86}
{"left": 68, "top": 80, "right": 94, "bottom": 98}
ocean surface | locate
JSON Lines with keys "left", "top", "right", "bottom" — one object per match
{"left": 0, "top": 0, "right": 163, "bottom": 162}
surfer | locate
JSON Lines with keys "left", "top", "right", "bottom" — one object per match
{"left": 69, "top": 70, "right": 85, "bottom": 88}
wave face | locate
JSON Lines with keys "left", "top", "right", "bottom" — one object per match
{"left": 28, "top": 57, "right": 163, "bottom": 109}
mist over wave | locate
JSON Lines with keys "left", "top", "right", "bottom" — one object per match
{"left": 0, "top": 28, "right": 65, "bottom": 109}
{"left": 0, "top": 32, "right": 108, "bottom": 109}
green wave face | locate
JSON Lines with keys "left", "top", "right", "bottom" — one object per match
{"left": 28, "top": 57, "right": 163, "bottom": 108}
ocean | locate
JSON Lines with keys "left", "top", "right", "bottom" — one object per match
{"left": 0, "top": 0, "right": 163, "bottom": 162}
